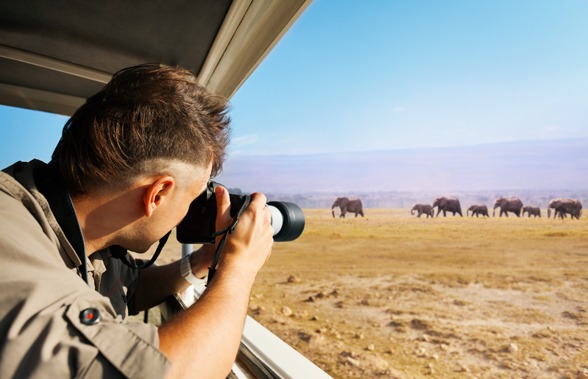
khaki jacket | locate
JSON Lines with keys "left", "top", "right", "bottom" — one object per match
{"left": 0, "top": 161, "right": 170, "bottom": 378}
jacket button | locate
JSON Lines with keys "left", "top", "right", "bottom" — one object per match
{"left": 80, "top": 308, "right": 101, "bottom": 325}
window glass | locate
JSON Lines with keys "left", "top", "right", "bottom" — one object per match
{"left": 0, "top": 106, "right": 66, "bottom": 169}
{"left": 220, "top": 2, "right": 588, "bottom": 377}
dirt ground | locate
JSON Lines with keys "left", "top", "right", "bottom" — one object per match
{"left": 157, "top": 209, "right": 588, "bottom": 378}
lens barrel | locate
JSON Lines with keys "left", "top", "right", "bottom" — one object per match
{"left": 267, "top": 201, "right": 305, "bottom": 241}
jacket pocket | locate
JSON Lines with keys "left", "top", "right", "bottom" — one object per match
{"left": 65, "top": 297, "right": 169, "bottom": 379}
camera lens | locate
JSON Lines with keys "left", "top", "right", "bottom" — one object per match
{"left": 267, "top": 201, "right": 305, "bottom": 241}
{"left": 176, "top": 181, "right": 305, "bottom": 244}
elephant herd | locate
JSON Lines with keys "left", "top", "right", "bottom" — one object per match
{"left": 331, "top": 195, "right": 584, "bottom": 220}
{"left": 411, "top": 196, "right": 583, "bottom": 219}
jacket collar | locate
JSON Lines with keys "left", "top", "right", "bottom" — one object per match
{"left": 33, "top": 163, "right": 87, "bottom": 268}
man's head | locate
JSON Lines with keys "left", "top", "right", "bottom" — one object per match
{"left": 51, "top": 63, "right": 230, "bottom": 195}
{"left": 50, "top": 64, "right": 231, "bottom": 253}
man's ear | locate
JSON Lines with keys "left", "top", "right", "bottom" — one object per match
{"left": 143, "top": 175, "right": 175, "bottom": 217}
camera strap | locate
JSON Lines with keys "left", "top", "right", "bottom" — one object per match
{"left": 207, "top": 195, "right": 251, "bottom": 284}
{"left": 111, "top": 230, "right": 171, "bottom": 269}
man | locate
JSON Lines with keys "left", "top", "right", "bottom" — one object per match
{"left": 0, "top": 64, "right": 274, "bottom": 378}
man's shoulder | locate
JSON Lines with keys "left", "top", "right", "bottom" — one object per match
{"left": 1, "top": 159, "right": 47, "bottom": 197}
{"left": 0, "top": 159, "right": 82, "bottom": 272}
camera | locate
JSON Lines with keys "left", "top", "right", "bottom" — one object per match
{"left": 176, "top": 181, "right": 305, "bottom": 244}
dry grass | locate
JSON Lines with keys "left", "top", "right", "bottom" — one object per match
{"left": 247, "top": 209, "right": 588, "bottom": 378}
{"left": 155, "top": 209, "right": 588, "bottom": 378}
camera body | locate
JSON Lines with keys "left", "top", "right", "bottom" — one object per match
{"left": 176, "top": 181, "right": 305, "bottom": 244}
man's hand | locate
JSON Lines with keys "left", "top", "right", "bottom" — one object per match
{"left": 187, "top": 185, "right": 274, "bottom": 282}
{"left": 159, "top": 185, "right": 275, "bottom": 379}
{"left": 188, "top": 244, "right": 216, "bottom": 279}
{"left": 212, "top": 185, "right": 274, "bottom": 279}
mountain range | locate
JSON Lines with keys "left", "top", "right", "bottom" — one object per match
{"left": 216, "top": 138, "right": 588, "bottom": 208}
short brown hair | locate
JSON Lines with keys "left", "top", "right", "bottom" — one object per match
{"left": 51, "top": 64, "right": 230, "bottom": 194}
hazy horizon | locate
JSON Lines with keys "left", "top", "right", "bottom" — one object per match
{"left": 217, "top": 137, "right": 588, "bottom": 196}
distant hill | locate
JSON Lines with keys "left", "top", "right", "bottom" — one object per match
{"left": 217, "top": 138, "right": 588, "bottom": 208}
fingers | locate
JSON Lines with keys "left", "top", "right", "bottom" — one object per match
{"left": 248, "top": 192, "right": 273, "bottom": 235}
{"left": 216, "top": 190, "right": 273, "bottom": 273}
{"left": 214, "top": 186, "right": 270, "bottom": 234}
{"left": 248, "top": 192, "right": 268, "bottom": 212}
{"left": 214, "top": 185, "right": 232, "bottom": 232}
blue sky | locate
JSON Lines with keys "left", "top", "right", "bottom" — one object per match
{"left": 229, "top": 0, "right": 588, "bottom": 155}
{"left": 2, "top": 0, "right": 588, "bottom": 168}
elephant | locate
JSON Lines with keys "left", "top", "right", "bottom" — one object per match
{"left": 331, "top": 197, "right": 364, "bottom": 218}
{"left": 553, "top": 199, "right": 582, "bottom": 220}
{"left": 493, "top": 197, "right": 523, "bottom": 217}
{"left": 522, "top": 206, "right": 541, "bottom": 218}
{"left": 411, "top": 204, "right": 434, "bottom": 218}
{"left": 547, "top": 198, "right": 580, "bottom": 218}
{"left": 547, "top": 198, "right": 565, "bottom": 218}
{"left": 467, "top": 204, "right": 489, "bottom": 217}
{"left": 432, "top": 196, "right": 462, "bottom": 217}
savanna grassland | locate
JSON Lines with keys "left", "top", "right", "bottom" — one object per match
{"left": 244, "top": 209, "right": 588, "bottom": 378}
{"left": 151, "top": 209, "right": 588, "bottom": 378}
